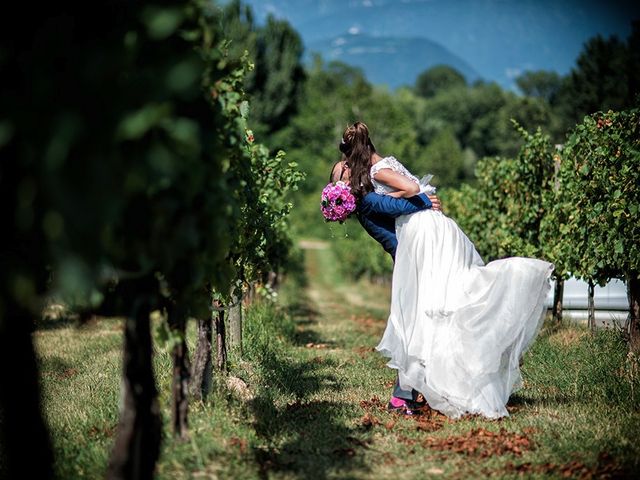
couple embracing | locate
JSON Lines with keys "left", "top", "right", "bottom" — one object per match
{"left": 327, "top": 122, "right": 553, "bottom": 419}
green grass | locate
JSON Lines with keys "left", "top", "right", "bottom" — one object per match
{"left": 35, "top": 245, "right": 640, "bottom": 479}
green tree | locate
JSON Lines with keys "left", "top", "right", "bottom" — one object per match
{"left": 218, "top": 0, "right": 257, "bottom": 59}
{"left": 217, "top": 1, "right": 305, "bottom": 140}
{"left": 246, "top": 15, "right": 305, "bottom": 135}
{"left": 422, "top": 128, "right": 466, "bottom": 187}
{"left": 628, "top": 20, "right": 640, "bottom": 105}
{"left": 555, "top": 22, "right": 640, "bottom": 128}
{"left": 516, "top": 70, "right": 563, "bottom": 103}
{"left": 416, "top": 82, "right": 508, "bottom": 157}
{"left": 469, "top": 95, "right": 552, "bottom": 158}
{"left": 415, "top": 65, "right": 467, "bottom": 99}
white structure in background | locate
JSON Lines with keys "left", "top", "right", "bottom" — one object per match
{"left": 545, "top": 277, "right": 629, "bottom": 328}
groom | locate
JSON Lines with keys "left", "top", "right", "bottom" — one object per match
{"left": 330, "top": 160, "right": 441, "bottom": 414}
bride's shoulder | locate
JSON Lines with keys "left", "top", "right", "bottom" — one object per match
{"left": 371, "top": 155, "right": 399, "bottom": 173}
{"left": 383, "top": 155, "right": 401, "bottom": 166}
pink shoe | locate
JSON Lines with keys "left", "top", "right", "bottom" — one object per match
{"left": 387, "top": 396, "right": 409, "bottom": 413}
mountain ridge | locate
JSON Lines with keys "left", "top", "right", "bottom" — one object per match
{"left": 305, "top": 32, "right": 481, "bottom": 90}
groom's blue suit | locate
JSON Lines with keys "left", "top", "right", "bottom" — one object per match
{"left": 356, "top": 191, "right": 433, "bottom": 402}
{"left": 357, "top": 192, "right": 432, "bottom": 259}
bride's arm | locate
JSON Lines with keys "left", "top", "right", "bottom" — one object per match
{"left": 373, "top": 168, "right": 420, "bottom": 198}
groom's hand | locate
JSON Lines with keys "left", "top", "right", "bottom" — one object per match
{"left": 428, "top": 195, "right": 441, "bottom": 212}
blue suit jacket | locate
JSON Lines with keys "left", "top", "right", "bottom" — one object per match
{"left": 356, "top": 192, "right": 432, "bottom": 259}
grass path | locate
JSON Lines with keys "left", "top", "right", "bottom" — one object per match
{"left": 35, "top": 243, "right": 640, "bottom": 479}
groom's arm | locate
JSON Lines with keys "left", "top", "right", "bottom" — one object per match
{"left": 359, "top": 192, "right": 432, "bottom": 218}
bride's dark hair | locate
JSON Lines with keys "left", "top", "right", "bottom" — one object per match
{"left": 339, "top": 121, "right": 376, "bottom": 200}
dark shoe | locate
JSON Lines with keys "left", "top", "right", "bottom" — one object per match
{"left": 406, "top": 393, "right": 429, "bottom": 414}
{"left": 387, "top": 399, "right": 424, "bottom": 416}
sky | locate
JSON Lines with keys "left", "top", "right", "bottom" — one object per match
{"left": 230, "top": 0, "right": 639, "bottom": 89}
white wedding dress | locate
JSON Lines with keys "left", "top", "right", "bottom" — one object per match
{"left": 373, "top": 156, "right": 553, "bottom": 419}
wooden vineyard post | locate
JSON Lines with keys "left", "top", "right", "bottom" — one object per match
{"left": 107, "top": 298, "right": 162, "bottom": 480}
{"left": 169, "top": 307, "right": 190, "bottom": 440}
{"left": 588, "top": 280, "right": 595, "bottom": 332}
{"left": 552, "top": 278, "right": 564, "bottom": 323}
{"left": 190, "top": 317, "right": 213, "bottom": 401}
{"left": 214, "top": 300, "right": 227, "bottom": 372}
{"left": 628, "top": 274, "right": 640, "bottom": 353}
{"left": 228, "top": 286, "right": 243, "bottom": 356}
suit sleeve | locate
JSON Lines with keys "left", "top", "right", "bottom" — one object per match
{"left": 359, "top": 192, "right": 432, "bottom": 218}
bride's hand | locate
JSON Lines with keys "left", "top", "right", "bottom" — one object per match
{"left": 428, "top": 195, "right": 441, "bottom": 212}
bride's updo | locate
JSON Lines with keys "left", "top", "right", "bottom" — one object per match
{"left": 339, "top": 121, "right": 376, "bottom": 200}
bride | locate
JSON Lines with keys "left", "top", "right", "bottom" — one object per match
{"left": 340, "top": 121, "right": 553, "bottom": 418}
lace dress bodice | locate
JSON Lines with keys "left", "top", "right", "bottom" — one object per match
{"left": 370, "top": 156, "right": 419, "bottom": 195}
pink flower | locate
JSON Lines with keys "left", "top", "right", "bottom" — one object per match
{"left": 320, "top": 181, "right": 356, "bottom": 223}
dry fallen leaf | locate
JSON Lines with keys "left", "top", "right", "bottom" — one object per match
{"left": 423, "top": 427, "right": 535, "bottom": 458}
{"left": 360, "top": 412, "right": 380, "bottom": 428}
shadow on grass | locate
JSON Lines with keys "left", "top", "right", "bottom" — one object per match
{"left": 508, "top": 392, "right": 574, "bottom": 409}
{"left": 248, "top": 353, "right": 369, "bottom": 479}
{"left": 284, "top": 296, "right": 348, "bottom": 349}
{"left": 285, "top": 300, "right": 319, "bottom": 324}
{"left": 242, "top": 247, "right": 373, "bottom": 478}
{"left": 37, "top": 355, "right": 76, "bottom": 379}
{"left": 36, "top": 315, "right": 79, "bottom": 331}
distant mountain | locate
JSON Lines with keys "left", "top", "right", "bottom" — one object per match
{"left": 233, "top": 0, "right": 638, "bottom": 90}
{"left": 305, "top": 33, "right": 480, "bottom": 89}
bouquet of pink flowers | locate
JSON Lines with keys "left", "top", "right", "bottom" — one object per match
{"left": 320, "top": 181, "right": 356, "bottom": 223}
